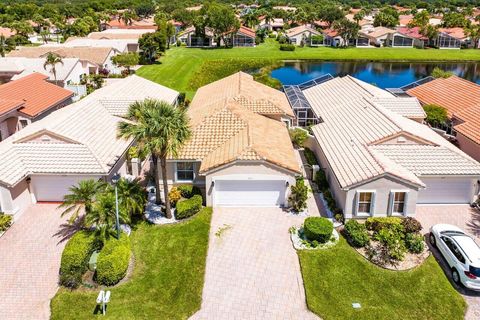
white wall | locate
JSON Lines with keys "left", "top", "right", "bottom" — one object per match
{"left": 103, "top": 50, "right": 122, "bottom": 75}
{"left": 65, "top": 61, "right": 90, "bottom": 85}
{"left": 0, "top": 180, "right": 33, "bottom": 217}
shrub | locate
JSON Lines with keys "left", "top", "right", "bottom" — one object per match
{"left": 168, "top": 187, "right": 182, "bottom": 207}
{"left": 431, "top": 67, "right": 453, "bottom": 79}
{"left": 423, "top": 104, "right": 448, "bottom": 127}
{"left": 288, "top": 177, "right": 309, "bottom": 213}
{"left": 303, "top": 147, "right": 318, "bottom": 166}
{"left": 375, "top": 227, "right": 407, "bottom": 261}
{"left": 323, "top": 189, "right": 336, "bottom": 211}
{"left": 280, "top": 44, "right": 295, "bottom": 51}
{"left": 96, "top": 235, "right": 131, "bottom": 286}
{"left": 315, "top": 170, "right": 328, "bottom": 192}
{"left": 402, "top": 217, "right": 422, "bottom": 234}
{"left": 60, "top": 231, "right": 99, "bottom": 288}
{"left": 175, "top": 195, "right": 202, "bottom": 220}
{"left": 303, "top": 217, "right": 333, "bottom": 243}
{"left": 176, "top": 185, "right": 202, "bottom": 199}
{"left": 406, "top": 233, "right": 425, "bottom": 254}
{"left": 289, "top": 128, "right": 308, "bottom": 147}
{"left": 365, "top": 217, "right": 403, "bottom": 233}
{"left": 344, "top": 220, "right": 369, "bottom": 247}
{"left": 0, "top": 213, "right": 12, "bottom": 232}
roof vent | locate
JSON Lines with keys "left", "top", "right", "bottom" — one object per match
{"left": 397, "top": 136, "right": 407, "bottom": 143}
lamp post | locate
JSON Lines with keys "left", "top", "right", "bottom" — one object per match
{"left": 111, "top": 173, "right": 121, "bottom": 239}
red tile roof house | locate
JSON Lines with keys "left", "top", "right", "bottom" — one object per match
{"left": 0, "top": 73, "right": 74, "bottom": 142}
{"left": 0, "top": 75, "right": 179, "bottom": 217}
{"left": 387, "top": 27, "right": 428, "bottom": 48}
{"left": 435, "top": 28, "right": 469, "bottom": 49}
{"left": 407, "top": 76, "right": 480, "bottom": 162}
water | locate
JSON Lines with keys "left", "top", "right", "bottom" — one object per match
{"left": 270, "top": 61, "right": 480, "bottom": 88}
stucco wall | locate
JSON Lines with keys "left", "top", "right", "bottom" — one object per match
{"left": 0, "top": 180, "right": 33, "bottom": 216}
{"left": 456, "top": 133, "right": 480, "bottom": 162}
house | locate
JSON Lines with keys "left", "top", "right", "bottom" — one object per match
{"left": 7, "top": 46, "right": 121, "bottom": 75}
{"left": 359, "top": 26, "right": 396, "bottom": 46}
{"left": 178, "top": 26, "right": 215, "bottom": 47}
{"left": 0, "top": 75, "right": 179, "bottom": 216}
{"left": 345, "top": 14, "right": 375, "bottom": 30}
{"left": 398, "top": 14, "right": 414, "bottom": 27}
{"left": 285, "top": 25, "right": 322, "bottom": 46}
{"left": 230, "top": 26, "right": 256, "bottom": 47}
{"left": 0, "top": 73, "right": 73, "bottom": 141}
{"left": 100, "top": 17, "right": 156, "bottom": 31}
{"left": 407, "top": 76, "right": 480, "bottom": 162}
{"left": 62, "top": 37, "right": 139, "bottom": 53}
{"left": 322, "top": 29, "right": 369, "bottom": 47}
{"left": 291, "top": 75, "right": 480, "bottom": 219}
{"left": 0, "top": 57, "right": 90, "bottom": 87}
{"left": 87, "top": 29, "right": 155, "bottom": 40}
{"left": 436, "top": 28, "right": 468, "bottom": 49}
{"left": 389, "top": 27, "right": 427, "bottom": 48}
{"left": 259, "top": 18, "right": 284, "bottom": 31}
{"left": 163, "top": 72, "right": 299, "bottom": 207}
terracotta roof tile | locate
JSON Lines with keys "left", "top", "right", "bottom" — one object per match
{"left": 8, "top": 46, "right": 115, "bottom": 65}
{"left": 0, "top": 99, "right": 24, "bottom": 117}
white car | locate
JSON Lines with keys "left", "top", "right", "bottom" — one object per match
{"left": 429, "top": 224, "right": 480, "bottom": 290}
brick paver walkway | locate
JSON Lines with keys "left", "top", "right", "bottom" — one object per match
{"left": 0, "top": 204, "right": 68, "bottom": 320}
{"left": 416, "top": 205, "right": 480, "bottom": 320}
{"left": 191, "top": 207, "right": 319, "bottom": 320}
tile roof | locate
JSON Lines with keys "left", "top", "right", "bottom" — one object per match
{"left": 438, "top": 27, "right": 467, "bottom": 40}
{"left": 407, "top": 76, "right": 480, "bottom": 144}
{"left": 285, "top": 25, "right": 321, "bottom": 38}
{"left": 396, "top": 26, "right": 427, "bottom": 40}
{"left": 62, "top": 38, "right": 133, "bottom": 52}
{"left": 0, "top": 27, "right": 15, "bottom": 38}
{"left": 360, "top": 26, "right": 396, "bottom": 39}
{"left": 7, "top": 46, "right": 115, "bottom": 66}
{"left": 178, "top": 72, "right": 299, "bottom": 174}
{"left": 399, "top": 14, "right": 414, "bottom": 26}
{"left": 87, "top": 29, "right": 155, "bottom": 40}
{"left": 237, "top": 26, "right": 256, "bottom": 38}
{"left": 0, "top": 75, "right": 178, "bottom": 187}
{"left": 303, "top": 76, "right": 480, "bottom": 189}
{"left": 0, "top": 57, "right": 81, "bottom": 82}
{"left": 370, "top": 97, "right": 426, "bottom": 119}
{"left": 0, "top": 73, "right": 73, "bottom": 117}
{"left": 0, "top": 100, "right": 23, "bottom": 117}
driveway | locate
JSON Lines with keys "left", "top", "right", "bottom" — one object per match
{"left": 191, "top": 207, "right": 319, "bottom": 320}
{"left": 416, "top": 205, "right": 480, "bottom": 320}
{"left": 0, "top": 204, "right": 69, "bottom": 320}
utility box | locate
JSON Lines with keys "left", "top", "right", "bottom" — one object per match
{"left": 89, "top": 250, "right": 99, "bottom": 271}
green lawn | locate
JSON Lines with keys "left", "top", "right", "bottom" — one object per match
{"left": 50, "top": 208, "right": 212, "bottom": 320}
{"left": 298, "top": 237, "right": 466, "bottom": 320}
{"left": 136, "top": 39, "right": 480, "bottom": 98}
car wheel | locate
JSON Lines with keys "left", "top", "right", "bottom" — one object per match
{"left": 452, "top": 269, "right": 461, "bottom": 284}
{"left": 429, "top": 233, "right": 436, "bottom": 247}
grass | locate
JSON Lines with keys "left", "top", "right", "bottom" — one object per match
{"left": 298, "top": 237, "right": 466, "bottom": 320}
{"left": 50, "top": 207, "right": 212, "bottom": 320}
{"left": 136, "top": 38, "right": 480, "bottom": 98}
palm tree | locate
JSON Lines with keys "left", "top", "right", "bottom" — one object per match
{"left": 118, "top": 99, "right": 191, "bottom": 219}
{"left": 87, "top": 192, "right": 129, "bottom": 241}
{"left": 58, "top": 179, "right": 106, "bottom": 223}
{"left": 118, "top": 10, "right": 137, "bottom": 26}
{"left": 43, "top": 52, "right": 63, "bottom": 85}
{"left": 115, "top": 177, "right": 147, "bottom": 217}
{"left": 0, "top": 35, "right": 7, "bottom": 57}
{"left": 243, "top": 13, "right": 259, "bottom": 29}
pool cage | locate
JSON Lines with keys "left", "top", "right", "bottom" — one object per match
{"left": 283, "top": 74, "right": 333, "bottom": 127}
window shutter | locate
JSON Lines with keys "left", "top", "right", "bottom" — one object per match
{"left": 403, "top": 192, "right": 409, "bottom": 216}
{"left": 388, "top": 191, "right": 394, "bottom": 216}
{"left": 370, "top": 192, "right": 376, "bottom": 216}
{"left": 354, "top": 191, "right": 360, "bottom": 216}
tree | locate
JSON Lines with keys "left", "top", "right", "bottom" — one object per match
{"left": 118, "top": 9, "right": 137, "bottom": 26}
{"left": 374, "top": 7, "right": 400, "bottom": 28}
{"left": 138, "top": 32, "right": 166, "bottom": 63}
{"left": 112, "top": 52, "right": 139, "bottom": 74}
{"left": 242, "top": 12, "right": 259, "bottom": 29}
{"left": 442, "top": 12, "right": 470, "bottom": 28}
{"left": 409, "top": 10, "right": 430, "bottom": 29}
{"left": 317, "top": 5, "right": 345, "bottom": 27}
{"left": 118, "top": 99, "right": 191, "bottom": 219}
{"left": 353, "top": 12, "right": 365, "bottom": 24}
{"left": 114, "top": 178, "right": 147, "bottom": 218}
{"left": 465, "top": 25, "right": 480, "bottom": 49}
{"left": 333, "top": 18, "right": 360, "bottom": 47}
{"left": 43, "top": 52, "right": 63, "bottom": 85}
{"left": 423, "top": 104, "right": 448, "bottom": 127}
{"left": 58, "top": 179, "right": 106, "bottom": 224}
{"left": 431, "top": 67, "right": 453, "bottom": 78}
{"left": 87, "top": 192, "right": 129, "bottom": 241}
{"left": 202, "top": 2, "right": 239, "bottom": 47}
{"left": 9, "top": 21, "right": 34, "bottom": 38}
{"left": 288, "top": 177, "right": 309, "bottom": 213}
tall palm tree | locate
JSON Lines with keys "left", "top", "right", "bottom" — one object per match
{"left": 0, "top": 35, "right": 7, "bottom": 57}
{"left": 43, "top": 52, "right": 63, "bottom": 85}
{"left": 58, "top": 179, "right": 106, "bottom": 223}
{"left": 87, "top": 192, "right": 129, "bottom": 241}
{"left": 118, "top": 99, "right": 191, "bottom": 219}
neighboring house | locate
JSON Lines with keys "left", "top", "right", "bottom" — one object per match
{"left": 87, "top": 29, "right": 156, "bottom": 40}
{"left": 407, "top": 76, "right": 480, "bottom": 162}
{"left": 7, "top": 46, "right": 121, "bottom": 75}
{"left": 62, "top": 37, "right": 139, "bottom": 53}
{"left": 360, "top": 26, "right": 396, "bottom": 46}
{"left": 0, "top": 27, "right": 15, "bottom": 39}
{"left": 0, "top": 73, "right": 73, "bottom": 141}
{"left": 259, "top": 18, "right": 284, "bottom": 31}
{"left": 179, "top": 26, "right": 215, "bottom": 47}
{"left": 290, "top": 75, "right": 480, "bottom": 219}
{"left": 164, "top": 72, "right": 299, "bottom": 207}
{"left": 285, "top": 25, "right": 322, "bottom": 46}
{"left": 345, "top": 14, "right": 375, "bottom": 30}
{"left": 100, "top": 18, "right": 156, "bottom": 31}
{"left": 322, "top": 29, "right": 369, "bottom": 47}
{"left": 0, "top": 57, "right": 89, "bottom": 87}
{"left": 436, "top": 28, "right": 468, "bottom": 49}
{"left": 0, "top": 75, "right": 179, "bottom": 216}
{"left": 398, "top": 14, "right": 414, "bottom": 27}
{"left": 390, "top": 27, "right": 427, "bottom": 48}
{"left": 229, "top": 26, "right": 256, "bottom": 47}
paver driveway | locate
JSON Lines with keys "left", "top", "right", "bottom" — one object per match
{"left": 0, "top": 204, "right": 68, "bottom": 320}
{"left": 191, "top": 207, "right": 319, "bottom": 320}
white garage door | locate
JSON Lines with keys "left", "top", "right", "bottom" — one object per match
{"left": 417, "top": 178, "right": 474, "bottom": 204}
{"left": 214, "top": 180, "right": 286, "bottom": 207}
{"left": 31, "top": 176, "right": 96, "bottom": 202}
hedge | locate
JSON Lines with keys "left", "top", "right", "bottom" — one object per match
{"left": 344, "top": 220, "right": 369, "bottom": 248}
{"left": 177, "top": 185, "right": 202, "bottom": 199}
{"left": 0, "top": 213, "right": 12, "bottom": 232}
{"left": 96, "top": 235, "right": 131, "bottom": 286}
{"left": 303, "top": 217, "right": 333, "bottom": 243}
{"left": 280, "top": 44, "right": 295, "bottom": 51}
{"left": 60, "top": 231, "right": 99, "bottom": 288}
{"left": 303, "top": 147, "right": 318, "bottom": 166}
{"left": 175, "top": 195, "right": 202, "bottom": 220}
{"left": 365, "top": 217, "right": 403, "bottom": 233}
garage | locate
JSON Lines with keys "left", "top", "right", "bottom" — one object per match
{"left": 31, "top": 175, "right": 98, "bottom": 202}
{"left": 417, "top": 177, "right": 475, "bottom": 204}
{"left": 213, "top": 179, "right": 287, "bottom": 207}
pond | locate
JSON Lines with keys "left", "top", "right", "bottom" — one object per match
{"left": 270, "top": 61, "right": 480, "bottom": 88}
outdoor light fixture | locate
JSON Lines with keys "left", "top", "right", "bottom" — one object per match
{"left": 211, "top": 181, "right": 215, "bottom": 187}
{"left": 285, "top": 181, "right": 289, "bottom": 187}
{"left": 112, "top": 173, "right": 121, "bottom": 239}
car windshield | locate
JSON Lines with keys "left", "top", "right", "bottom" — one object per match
{"left": 470, "top": 265, "right": 480, "bottom": 277}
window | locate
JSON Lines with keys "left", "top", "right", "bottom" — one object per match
{"left": 442, "top": 237, "right": 465, "bottom": 263}
{"left": 393, "top": 35, "right": 413, "bottom": 47}
{"left": 19, "top": 120, "right": 29, "bottom": 129}
{"left": 358, "top": 192, "right": 373, "bottom": 214}
{"left": 393, "top": 192, "right": 406, "bottom": 214}
{"left": 176, "top": 162, "right": 194, "bottom": 181}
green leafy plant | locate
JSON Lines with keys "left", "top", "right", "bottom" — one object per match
{"left": 406, "top": 233, "right": 425, "bottom": 254}
{"left": 303, "top": 147, "right": 318, "bottom": 166}
{"left": 303, "top": 217, "right": 333, "bottom": 244}
{"left": 168, "top": 187, "right": 182, "bottom": 207}
{"left": 431, "top": 67, "right": 454, "bottom": 79}
{"left": 280, "top": 43, "right": 295, "bottom": 51}
{"left": 315, "top": 170, "right": 329, "bottom": 192}
{"left": 365, "top": 217, "right": 403, "bottom": 233}
{"left": 289, "top": 128, "right": 308, "bottom": 148}
{"left": 96, "top": 235, "right": 131, "bottom": 286}
{"left": 344, "top": 220, "right": 369, "bottom": 248}
{"left": 177, "top": 185, "right": 203, "bottom": 199}
{"left": 289, "top": 177, "right": 309, "bottom": 213}
{"left": 375, "top": 227, "right": 407, "bottom": 261}
{"left": 175, "top": 195, "right": 203, "bottom": 220}
{"left": 215, "top": 224, "right": 232, "bottom": 238}
{"left": 423, "top": 104, "right": 448, "bottom": 127}
{"left": 0, "top": 213, "right": 12, "bottom": 232}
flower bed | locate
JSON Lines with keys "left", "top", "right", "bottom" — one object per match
{"left": 290, "top": 226, "right": 339, "bottom": 250}
{"left": 290, "top": 217, "right": 339, "bottom": 250}
{"left": 0, "top": 213, "right": 13, "bottom": 238}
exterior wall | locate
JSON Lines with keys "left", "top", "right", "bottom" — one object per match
{"left": 103, "top": 50, "right": 121, "bottom": 74}
{"left": 161, "top": 160, "right": 204, "bottom": 186}
{"left": 65, "top": 61, "right": 90, "bottom": 85}
{"left": 289, "top": 32, "right": 311, "bottom": 46}
{"left": 0, "top": 180, "right": 33, "bottom": 216}
{"left": 205, "top": 161, "right": 297, "bottom": 206}
{"left": 456, "top": 132, "right": 480, "bottom": 162}
{"left": 106, "top": 154, "right": 130, "bottom": 181}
